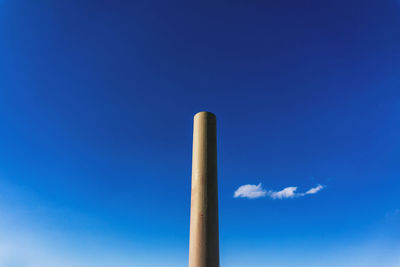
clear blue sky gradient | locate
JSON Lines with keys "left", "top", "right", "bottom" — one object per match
{"left": 0, "top": 1, "right": 400, "bottom": 266}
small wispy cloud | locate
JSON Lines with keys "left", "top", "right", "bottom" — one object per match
{"left": 234, "top": 184, "right": 325, "bottom": 199}
{"left": 233, "top": 183, "right": 267, "bottom": 199}
{"left": 305, "top": 184, "right": 324, "bottom": 195}
{"left": 269, "top": 186, "right": 298, "bottom": 199}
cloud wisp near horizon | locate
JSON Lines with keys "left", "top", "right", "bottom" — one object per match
{"left": 234, "top": 183, "right": 325, "bottom": 199}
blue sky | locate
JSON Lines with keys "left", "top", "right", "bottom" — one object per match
{"left": 0, "top": 0, "right": 400, "bottom": 266}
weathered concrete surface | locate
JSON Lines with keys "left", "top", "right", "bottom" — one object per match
{"left": 189, "top": 111, "right": 219, "bottom": 267}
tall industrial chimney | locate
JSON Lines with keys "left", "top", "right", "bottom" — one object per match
{"left": 189, "top": 111, "right": 220, "bottom": 267}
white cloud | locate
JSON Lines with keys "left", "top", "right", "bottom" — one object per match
{"left": 234, "top": 183, "right": 325, "bottom": 199}
{"left": 305, "top": 184, "right": 324, "bottom": 195}
{"left": 234, "top": 183, "right": 267, "bottom": 199}
{"left": 269, "top": 186, "right": 298, "bottom": 199}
